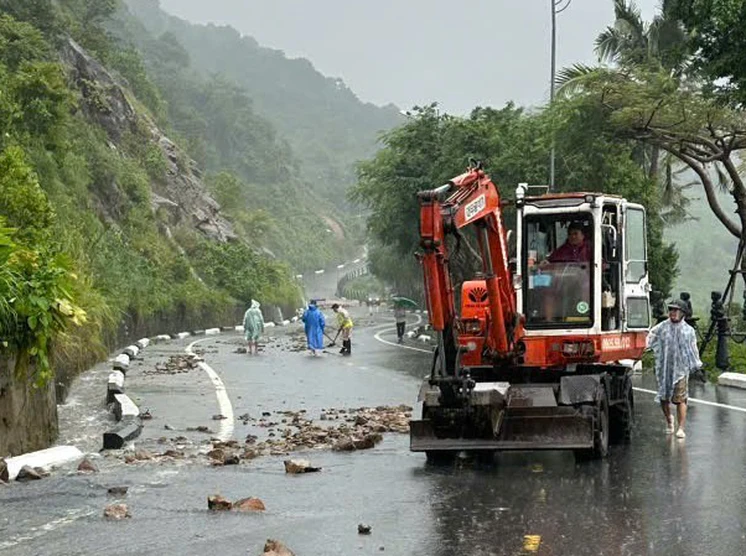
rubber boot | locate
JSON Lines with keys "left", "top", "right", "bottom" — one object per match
{"left": 342, "top": 339, "right": 351, "bottom": 356}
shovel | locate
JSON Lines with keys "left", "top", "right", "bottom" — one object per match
{"left": 325, "top": 329, "right": 340, "bottom": 348}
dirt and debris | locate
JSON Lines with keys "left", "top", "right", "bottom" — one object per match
{"left": 16, "top": 466, "right": 45, "bottom": 481}
{"left": 283, "top": 459, "right": 321, "bottom": 474}
{"left": 144, "top": 354, "right": 202, "bottom": 376}
{"left": 212, "top": 414, "right": 227, "bottom": 421}
{"left": 263, "top": 539, "right": 295, "bottom": 556}
{"left": 141, "top": 409, "right": 153, "bottom": 420}
{"left": 104, "top": 504, "right": 131, "bottom": 520}
{"left": 77, "top": 458, "right": 99, "bottom": 473}
{"left": 208, "top": 495, "right": 265, "bottom": 512}
{"left": 358, "top": 523, "right": 372, "bottom": 535}
{"left": 186, "top": 426, "right": 214, "bottom": 434}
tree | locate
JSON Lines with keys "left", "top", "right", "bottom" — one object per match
{"left": 673, "top": 0, "right": 746, "bottom": 104}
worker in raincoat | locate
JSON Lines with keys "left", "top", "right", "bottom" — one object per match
{"left": 647, "top": 299, "right": 703, "bottom": 439}
{"left": 243, "top": 300, "right": 265, "bottom": 355}
{"left": 331, "top": 303, "right": 354, "bottom": 356}
{"left": 302, "top": 300, "right": 325, "bottom": 356}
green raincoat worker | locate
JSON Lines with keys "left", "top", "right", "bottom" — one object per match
{"left": 243, "top": 300, "right": 265, "bottom": 355}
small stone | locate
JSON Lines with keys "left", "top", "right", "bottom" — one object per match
{"left": 104, "top": 503, "right": 131, "bottom": 520}
{"left": 16, "top": 465, "right": 42, "bottom": 481}
{"left": 358, "top": 523, "right": 372, "bottom": 535}
{"left": 107, "top": 486, "right": 128, "bottom": 497}
{"left": 77, "top": 457, "right": 99, "bottom": 474}
{"left": 332, "top": 438, "right": 356, "bottom": 452}
{"left": 212, "top": 414, "right": 227, "bottom": 421}
{"left": 206, "top": 449, "right": 224, "bottom": 461}
{"left": 124, "top": 455, "right": 137, "bottom": 464}
{"left": 283, "top": 459, "right": 321, "bottom": 474}
{"left": 232, "top": 497, "right": 265, "bottom": 512}
{"left": 223, "top": 455, "right": 240, "bottom": 466}
{"left": 207, "top": 495, "right": 232, "bottom": 511}
{"left": 164, "top": 424, "right": 175, "bottom": 431}
{"left": 161, "top": 450, "right": 184, "bottom": 459}
{"left": 141, "top": 409, "right": 153, "bottom": 420}
{"left": 263, "top": 539, "right": 295, "bottom": 556}
{"left": 134, "top": 449, "right": 152, "bottom": 461}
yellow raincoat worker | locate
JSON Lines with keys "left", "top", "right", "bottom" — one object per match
{"left": 331, "top": 303, "right": 353, "bottom": 356}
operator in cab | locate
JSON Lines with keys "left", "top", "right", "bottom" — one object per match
{"left": 546, "top": 221, "right": 591, "bottom": 263}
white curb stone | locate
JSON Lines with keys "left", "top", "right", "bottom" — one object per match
{"left": 418, "top": 335, "right": 432, "bottom": 343}
{"left": 205, "top": 328, "right": 220, "bottom": 335}
{"left": 136, "top": 338, "right": 150, "bottom": 349}
{"left": 122, "top": 345, "right": 140, "bottom": 358}
{"left": 154, "top": 334, "right": 171, "bottom": 343}
{"left": 113, "top": 393, "right": 140, "bottom": 421}
{"left": 177, "top": 332, "right": 191, "bottom": 340}
{"left": 107, "top": 371, "right": 125, "bottom": 403}
{"left": 5, "top": 446, "right": 83, "bottom": 481}
{"left": 265, "top": 322, "right": 275, "bottom": 328}
{"left": 113, "top": 354, "right": 130, "bottom": 373}
{"left": 718, "top": 372, "right": 746, "bottom": 389}
{"left": 235, "top": 325, "right": 245, "bottom": 332}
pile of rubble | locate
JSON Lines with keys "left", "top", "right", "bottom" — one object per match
{"left": 143, "top": 354, "right": 202, "bottom": 376}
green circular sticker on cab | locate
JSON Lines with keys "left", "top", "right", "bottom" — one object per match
{"left": 576, "top": 301, "right": 590, "bottom": 314}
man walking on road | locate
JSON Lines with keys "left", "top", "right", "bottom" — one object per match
{"left": 331, "top": 303, "right": 353, "bottom": 356}
{"left": 394, "top": 305, "right": 407, "bottom": 344}
{"left": 647, "top": 299, "right": 703, "bottom": 439}
{"left": 243, "top": 300, "right": 264, "bottom": 355}
{"left": 302, "top": 300, "right": 325, "bottom": 356}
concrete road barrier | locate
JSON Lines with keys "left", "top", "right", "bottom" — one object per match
{"left": 205, "top": 328, "right": 220, "bottom": 335}
{"left": 221, "top": 326, "right": 235, "bottom": 332}
{"left": 235, "top": 325, "right": 245, "bottom": 332}
{"left": 153, "top": 334, "right": 171, "bottom": 343}
{"left": 406, "top": 331, "right": 416, "bottom": 339}
{"left": 113, "top": 354, "right": 130, "bottom": 373}
{"left": 112, "top": 393, "right": 139, "bottom": 421}
{"left": 176, "top": 332, "right": 191, "bottom": 340}
{"left": 5, "top": 446, "right": 83, "bottom": 481}
{"left": 418, "top": 335, "right": 432, "bottom": 343}
{"left": 718, "top": 372, "right": 746, "bottom": 389}
{"left": 191, "top": 329, "right": 206, "bottom": 336}
{"left": 107, "top": 371, "right": 125, "bottom": 404}
{"left": 122, "top": 345, "right": 140, "bottom": 359}
{"left": 103, "top": 419, "right": 143, "bottom": 450}
{"left": 281, "top": 320, "right": 291, "bottom": 326}
{"left": 136, "top": 338, "right": 150, "bottom": 350}
{"left": 265, "top": 322, "right": 275, "bottom": 328}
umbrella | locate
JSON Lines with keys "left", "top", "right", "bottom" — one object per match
{"left": 391, "top": 296, "right": 418, "bottom": 309}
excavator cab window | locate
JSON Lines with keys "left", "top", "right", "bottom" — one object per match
{"left": 524, "top": 214, "right": 593, "bottom": 328}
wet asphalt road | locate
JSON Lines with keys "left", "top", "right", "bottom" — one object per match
{"left": 4, "top": 309, "right": 746, "bottom": 555}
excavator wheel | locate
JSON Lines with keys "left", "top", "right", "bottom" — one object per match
{"left": 574, "top": 385, "right": 609, "bottom": 461}
{"left": 609, "top": 377, "right": 634, "bottom": 444}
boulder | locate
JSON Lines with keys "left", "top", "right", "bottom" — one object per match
{"left": 263, "top": 539, "right": 296, "bottom": 556}
{"left": 283, "top": 459, "right": 321, "bottom": 474}
{"left": 16, "top": 465, "right": 43, "bottom": 482}
{"left": 77, "top": 457, "right": 99, "bottom": 474}
{"left": 233, "top": 497, "right": 266, "bottom": 512}
{"left": 207, "top": 495, "right": 232, "bottom": 511}
{"left": 103, "top": 504, "right": 131, "bottom": 520}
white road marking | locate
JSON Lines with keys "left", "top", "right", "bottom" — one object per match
{"left": 633, "top": 386, "right": 746, "bottom": 413}
{"left": 373, "top": 323, "right": 746, "bottom": 414}
{"left": 186, "top": 339, "right": 234, "bottom": 441}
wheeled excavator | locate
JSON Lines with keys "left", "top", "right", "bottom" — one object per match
{"left": 410, "top": 162, "right": 650, "bottom": 460}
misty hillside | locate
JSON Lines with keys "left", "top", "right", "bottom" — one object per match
{"left": 123, "top": 0, "right": 404, "bottom": 204}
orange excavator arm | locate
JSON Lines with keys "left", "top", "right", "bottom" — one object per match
{"left": 418, "top": 163, "right": 518, "bottom": 361}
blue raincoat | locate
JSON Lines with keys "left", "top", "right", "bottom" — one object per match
{"left": 302, "top": 304, "right": 325, "bottom": 351}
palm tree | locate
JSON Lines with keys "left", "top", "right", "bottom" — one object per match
{"left": 554, "top": 0, "right": 693, "bottom": 222}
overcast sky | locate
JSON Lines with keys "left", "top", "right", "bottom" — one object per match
{"left": 158, "top": 0, "right": 659, "bottom": 115}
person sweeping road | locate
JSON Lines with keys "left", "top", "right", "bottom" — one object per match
{"left": 243, "top": 299, "right": 264, "bottom": 355}
{"left": 331, "top": 303, "right": 353, "bottom": 356}
{"left": 301, "top": 300, "right": 326, "bottom": 356}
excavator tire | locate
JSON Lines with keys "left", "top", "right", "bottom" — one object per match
{"left": 609, "top": 378, "right": 634, "bottom": 444}
{"left": 574, "top": 385, "right": 609, "bottom": 461}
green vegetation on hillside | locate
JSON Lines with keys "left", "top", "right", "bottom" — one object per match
{"left": 0, "top": 1, "right": 306, "bottom": 382}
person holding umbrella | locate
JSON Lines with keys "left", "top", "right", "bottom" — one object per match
{"left": 392, "top": 296, "right": 418, "bottom": 344}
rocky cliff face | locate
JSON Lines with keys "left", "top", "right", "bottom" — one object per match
{"left": 60, "top": 39, "right": 235, "bottom": 242}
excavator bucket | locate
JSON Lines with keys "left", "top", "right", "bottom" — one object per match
{"left": 410, "top": 383, "right": 596, "bottom": 452}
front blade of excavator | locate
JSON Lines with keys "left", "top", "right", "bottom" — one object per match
{"left": 410, "top": 384, "right": 595, "bottom": 452}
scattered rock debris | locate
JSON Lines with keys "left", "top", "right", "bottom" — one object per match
{"left": 16, "top": 466, "right": 44, "bottom": 482}
{"left": 77, "top": 458, "right": 99, "bottom": 474}
{"left": 104, "top": 504, "right": 131, "bottom": 520}
{"left": 263, "top": 539, "right": 295, "bottom": 556}
{"left": 207, "top": 495, "right": 232, "bottom": 511}
{"left": 144, "top": 354, "right": 201, "bottom": 376}
{"left": 141, "top": 409, "right": 153, "bottom": 420}
{"left": 283, "top": 459, "right": 321, "bottom": 474}
{"left": 358, "top": 523, "right": 372, "bottom": 535}
{"left": 212, "top": 414, "right": 227, "bottom": 421}
{"left": 208, "top": 495, "right": 266, "bottom": 512}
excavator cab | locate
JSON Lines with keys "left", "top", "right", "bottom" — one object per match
{"left": 410, "top": 167, "right": 650, "bottom": 461}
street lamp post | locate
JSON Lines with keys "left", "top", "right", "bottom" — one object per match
{"left": 550, "top": 0, "right": 572, "bottom": 191}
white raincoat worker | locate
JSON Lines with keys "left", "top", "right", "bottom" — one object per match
{"left": 646, "top": 299, "right": 702, "bottom": 439}
{"left": 243, "top": 300, "right": 265, "bottom": 355}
